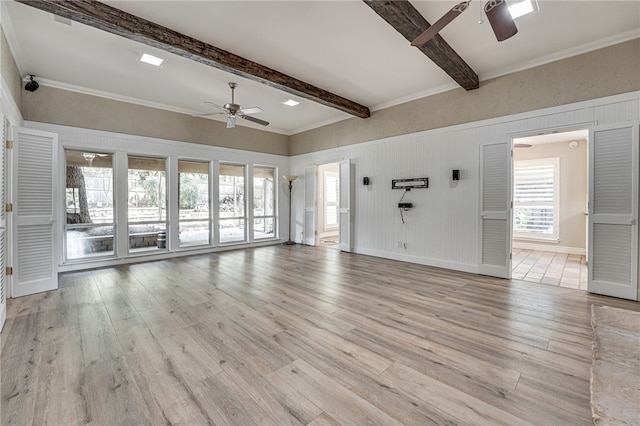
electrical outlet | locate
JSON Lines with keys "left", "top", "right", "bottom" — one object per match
{"left": 397, "top": 241, "right": 403, "bottom": 248}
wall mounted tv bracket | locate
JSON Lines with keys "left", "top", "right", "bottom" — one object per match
{"left": 392, "top": 177, "right": 429, "bottom": 190}
{"left": 393, "top": 178, "right": 428, "bottom": 223}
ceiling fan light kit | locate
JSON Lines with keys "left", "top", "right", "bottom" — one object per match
{"left": 411, "top": 0, "right": 517, "bottom": 47}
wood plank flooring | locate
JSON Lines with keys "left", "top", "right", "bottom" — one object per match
{"left": 2, "top": 245, "right": 638, "bottom": 425}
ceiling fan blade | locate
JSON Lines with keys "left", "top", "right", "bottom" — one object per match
{"left": 192, "top": 112, "right": 225, "bottom": 117}
{"left": 226, "top": 115, "right": 236, "bottom": 129}
{"left": 484, "top": 0, "right": 518, "bottom": 42}
{"left": 411, "top": 1, "right": 470, "bottom": 47}
{"left": 239, "top": 107, "right": 263, "bottom": 115}
{"left": 241, "top": 115, "right": 269, "bottom": 126}
{"left": 203, "top": 101, "right": 227, "bottom": 111}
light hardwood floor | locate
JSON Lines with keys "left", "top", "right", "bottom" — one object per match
{"left": 2, "top": 245, "right": 638, "bottom": 425}
{"left": 512, "top": 249, "right": 588, "bottom": 290}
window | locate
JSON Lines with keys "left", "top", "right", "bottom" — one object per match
{"left": 513, "top": 158, "right": 560, "bottom": 240}
{"left": 65, "top": 150, "right": 114, "bottom": 260}
{"left": 178, "top": 160, "right": 210, "bottom": 247}
{"left": 253, "top": 167, "right": 275, "bottom": 239}
{"left": 219, "top": 164, "right": 246, "bottom": 243}
{"left": 128, "top": 156, "right": 167, "bottom": 252}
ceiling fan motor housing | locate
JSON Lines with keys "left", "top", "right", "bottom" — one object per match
{"left": 224, "top": 103, "right": 241, "bottom": 115}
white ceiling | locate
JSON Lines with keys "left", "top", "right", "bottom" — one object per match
{"left": 3, "top": 1, "right": 639, "bottom": 135}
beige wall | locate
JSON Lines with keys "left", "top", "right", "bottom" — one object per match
{"left": 21, "top": 85, "right": 289, "bottom": 156}
{"left": 290, "top": 39, "right": 640, "bottom": 156}
{"left": 9, "top": 37, "right": 640, "bottom": 158}
{"left": 514, "top": 139, "right": 588, "bottom": 250}
{"left": 1, "top": 28, "right": 22, "bottom": 108}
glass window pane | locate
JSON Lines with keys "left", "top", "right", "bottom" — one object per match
{"left": 179, "top": 160, "right": 210, "bottom": 248}
{"left": 66, "top": 225, "right": 114, "bottom": 259}
{"left": 128, "top": 223, "right": 166, "bottom": 252}
{"left": 128, "top": 156, "right": 167, "bottom": 223}
{"left": 220, "top": 218, "right": 245, "bottom": 243}
{"left": 128, "top": 156, "right": 167, "bottom": 251}
{"left": 179, "top": 220, "right": 210, "bottom": 247}
{"left": 254, "top": 217, "right": 274, "bottom": 239}
{"left": 254, "top": 167, "right": 275, "bottom": 239}
{"left": 220, "top": 164, "right": 246, "bottom": 242}
{"left": 65, "top": 150, "right": 115, "bottom": 260}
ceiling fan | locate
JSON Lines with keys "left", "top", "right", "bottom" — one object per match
{"left": 411, "top": 0, "right": 517, "bottom": 47}
{"left": 197, "top": 82, "right": 269, "bottom": 129}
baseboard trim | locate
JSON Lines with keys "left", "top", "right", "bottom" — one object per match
{"left": 513, "top": 241, "right": 586, "bottom": 256}
{"left": 354, "top": 247, "right": 479, "bottom": 274}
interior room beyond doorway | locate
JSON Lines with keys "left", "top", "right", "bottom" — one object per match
{"left": 317, "top": 162, "right": 340, "bottom": 248}
{"left": 512, "top": 129, "right": 588, "bottom": 290}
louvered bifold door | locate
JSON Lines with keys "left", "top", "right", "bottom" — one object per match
{"left": 479, "top": 141, "right": 511, "bottom": 278}
{"left": 12, "top": 128, "right": 58, "bottom": 297}
{"left": 588, "top": 122, "right": 639, "bottom": 300}
{"left": 0, "top": 116, "right": 6, "bottom": 330}
{"left": 303, "top": 166, "right": 316, "bottom": 245}
{"left": 339, "top": 159, "right": 354, "bottom": 253}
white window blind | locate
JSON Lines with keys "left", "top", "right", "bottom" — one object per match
{"left": 513, "top": 158, "right": 559, "bottom": 240}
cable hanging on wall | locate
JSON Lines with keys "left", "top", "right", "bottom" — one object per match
{"left": 392, "top": 177, "right": 428, "bottom": 224}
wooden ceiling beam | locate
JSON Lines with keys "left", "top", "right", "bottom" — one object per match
{"left": 16, "top": 0, "right": 371, "bottom": 118}
{"left": 363, "top": 0, "right": 479, "bottom": 91}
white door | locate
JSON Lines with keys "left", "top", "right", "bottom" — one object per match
{"left": 479, "top": 141, "right": 511, "bottom": 278}
{"left": 588, "top": 122, "right": 639, "bottom": 300}
{"left": 0, "top": 116, "right": 7, "bottom": 330}
{"left": 11, "top": 128, "right": 58, "bottom": 297}
{"left": 339, "top": 159, "right": 354, "bottom": 252}
{"left": 303, "top": 166, "right": 316, "bottom": 245}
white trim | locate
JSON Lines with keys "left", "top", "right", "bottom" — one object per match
{"left": 58, "top": 239, "right": 282, "bottom": 273}
{"left": 479, "top": 30, "right": 640, "bottom": 85}
{"left": 513, "top": 241, "right": 585, "bottom": 256}
{"left": 355, "top": 247, "right": 479, "bottom": 275}
{"left": 0, "top": 76, "right": 23, "bottom": 127}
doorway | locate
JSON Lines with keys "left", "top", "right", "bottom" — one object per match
{"left": 316, "top": 162, "right": 340, "bottom": 248}
{"left": 511, "top": 129, "right": 588, "bottom": 290}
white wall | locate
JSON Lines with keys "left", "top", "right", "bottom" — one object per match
{"left": 25, "top": 121, "right": 290, "bottom": 272}
{"left": 290, "top": 92, "right": 640, "bottom": 277}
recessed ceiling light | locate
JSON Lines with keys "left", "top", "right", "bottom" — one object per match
{"left": 283, "top": 99, "right": 300, "bottom": 107}
{"left": 140, "top": 53, "right": 164, "bottom": 67}
{"left": 508, "top": 0, "right": 538, "bottom": 19}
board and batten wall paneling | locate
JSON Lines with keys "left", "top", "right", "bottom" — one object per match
{"left": 290, "top": 93, "right": 640, "bottom": 277}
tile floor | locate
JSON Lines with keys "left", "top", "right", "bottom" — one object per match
{"left": 512, "top": 248, "right": 588, "bottom": 290}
